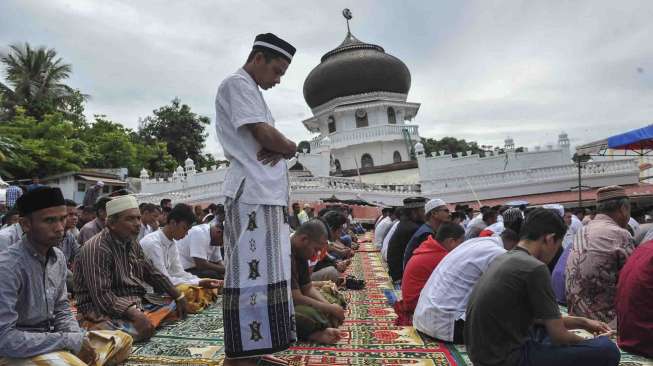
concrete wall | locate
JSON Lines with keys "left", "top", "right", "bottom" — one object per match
{"left": 331, "top": 141, "right": 410, "bottom": 171}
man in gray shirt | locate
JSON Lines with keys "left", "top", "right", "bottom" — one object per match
{"left": 0, "top": 186, "right": 132, "bottom": 364}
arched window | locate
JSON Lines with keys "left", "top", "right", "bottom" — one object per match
{"left": 361, "top": 153, "right": 374, "bottom": 168}
{"left": 327, "top": 116, "right": 336, "bottom": 133}
{"left": 355, "top": 109, "right": 368, "bottom": 128}
{"left": 334, "top": 159, "right": 342, "bottom": 173}
{"left": 393, "top": 151, "right": 402, "bottom": 163}
{"left": 387, "top": 107, "right": 396, "bottom": 124}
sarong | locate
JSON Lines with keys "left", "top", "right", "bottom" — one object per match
{"left": 79, "top": 302, "right": 177, "bottom": 342}
{"left": 223, "top": 189, "right": 296, "bottom": 358}
{"left": 177, "top": 283, "right": 220, "bottom": 314}
{"left": 0, "top": 330, "right": 132, "bottom": 366}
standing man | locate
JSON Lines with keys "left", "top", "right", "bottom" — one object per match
{"left": 215, "top": 33, "right": 297, "bottom": 366}
{"left": 83, "top": 181, "right": 104, "bottom": 208}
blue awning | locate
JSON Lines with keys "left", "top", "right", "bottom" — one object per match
{"left": 607, "top": 124, "right": 653, "bottom": 150}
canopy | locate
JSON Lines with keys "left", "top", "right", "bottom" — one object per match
{"left": 607, "top": 124, "right": 653, "bottom": 151}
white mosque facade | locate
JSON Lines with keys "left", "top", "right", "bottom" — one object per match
{"left": 138, "top": 22, "right": 641, "bottom": 208}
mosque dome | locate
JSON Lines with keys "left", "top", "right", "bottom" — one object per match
{"left": 303, "top": 31, "right": 411, "bottom": 109}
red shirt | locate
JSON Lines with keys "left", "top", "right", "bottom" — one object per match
{"left": 394, "top": 235, "right": 448, "bottom": 325}
{"left": 616, "top": 240, "right": 653, "bottom": 357}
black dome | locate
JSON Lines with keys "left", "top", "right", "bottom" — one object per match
{"left": 303, "top": 32, "right": 411, "bottom": 109}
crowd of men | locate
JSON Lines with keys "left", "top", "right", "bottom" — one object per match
{"left": 375, "top": 185, "right": 652, "bottom": 365}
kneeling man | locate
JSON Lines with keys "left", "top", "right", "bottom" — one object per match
{"left": 292, "top": 220, "right": 345, "bottom": 344}
{"left": 0, "top": 187, "right": 132, "bottom": 365}
{"left": 141, "top": 203, "right": 222, "bottom": 313}
{"left": 74, "top": 195, "right": 188, "bottom": 342}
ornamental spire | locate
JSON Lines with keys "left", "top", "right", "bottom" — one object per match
{"left": 343, "top": 8, "right": 352, "bottom": 35}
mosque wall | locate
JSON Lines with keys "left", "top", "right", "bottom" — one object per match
{"left": 331, "top": 140, "right": 410, "bottom": 171}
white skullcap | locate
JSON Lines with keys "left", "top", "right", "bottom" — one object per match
{"left": 106, "top": 195, "right": 138, "bottom": 217}
{"left": 542, "top": 204, "right": 564, "bottom": 218}
{"left": 425, "top": 198, "right": 447, "bottom": 214}
{"left": 97, "top": 181, "right": 105, "bottom": 187}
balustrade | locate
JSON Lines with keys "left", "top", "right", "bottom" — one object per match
{"left": 310, "top": 124, "right": 419, "bottom": 151}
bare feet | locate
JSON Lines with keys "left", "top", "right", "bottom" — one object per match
{"left": 308, "top": 328, "right": 342, "bottom": 344}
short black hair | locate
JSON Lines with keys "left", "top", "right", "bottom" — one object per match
{"left": 322, "top": 211, "right": 347, "bottom": 240}
{"left": 246, "top": 47, "right": 285, "bottom": 63}
{"left": 435, "top": 222, "right": 465, "bottom": 243}
{"left": 482, "top": 208, "right": 498, "bottom": 222}
{"left": 295, "top": 219, "right": 328, "bottom": 241}
{"left": 521, "top": 208, "right": 567, "bottom": 242}
{"left": 82, "top": 206, "right": 95, "bottom": 214}
{"left": 141, "top": 203, "right": 158, "bottom": 213}
{"left": 64, "top": 199, "right": 77, "bottom": 207}
{"left": 167, "top": 203, "right": 196, "bottom": 226}
{"left": 160, "top": 198, "right": 171, "bottom": 207}
{"left": 500, "top": 228, "right": 520, "bottom": 245}
{"left": 162, "top": 206, "right": 172, "bottom": 214}
{"left": 95, "top": 197, "right": 112, "bottom": 214}
{"left": 1, "top": 209, "right": 18, "bottom": 226}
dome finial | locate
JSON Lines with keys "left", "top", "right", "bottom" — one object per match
{"left": 342, "top": 8, "right": 352, "bottom": 35}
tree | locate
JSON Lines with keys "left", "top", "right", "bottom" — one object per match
{"left": 0, "top": 136, "right": 19, "bottom": 177}
{"left": 0, "top": 43, "right": 87, "bottom": 120}
{"left": 421, "top": 137, "right": 483, "bottom": 157}
{"left": 0, "top": 108, "right": 87, "bottom": 177}
{"left": 138, "top": 98, "right": 213, "bottom": 169}
{"left": 297, "top": 140, "right": 311, "bottom": 153}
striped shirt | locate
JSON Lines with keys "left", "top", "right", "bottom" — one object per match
{"left": 5, "top": 185, "right": 22, "bottom": 208}
{"left": 73, "top": 228, "right": 176, "bottom": 319}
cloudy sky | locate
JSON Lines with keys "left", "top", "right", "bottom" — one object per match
{"left": 1, "top": 0, "right": 652, "bottom": 158}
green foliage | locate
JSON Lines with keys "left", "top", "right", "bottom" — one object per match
{"left": 0, "top": 108, "right": 86, "bottom": 177}
{"left": 421, "top": 137, "right": 483, "bottom": 157}
{"left": 297, "top": 140, "right": 311, "bottom": 153}
{"left": 0, "top": 43, "right": 87, "bottom": 120}
{"left": 138, "top": 98, "right": 213, "bottom": 169}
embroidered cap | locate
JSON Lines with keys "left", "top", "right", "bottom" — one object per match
{"left": 403, "top": 197, "right": 427, "bottom": 209}
{"left": 106, "top": 195, "right": 139, "bottom": 217}
{"left": 253, "top": 33, "right": 296, "bottom": 63}
{"left": 596, "top": 185, "right": 628, "bottom": 203}
{"left": 15, "top": 186, "right": 65, "bottom": 216}
{"left": 425, "top": 198, "right": 447, "bottom": 214}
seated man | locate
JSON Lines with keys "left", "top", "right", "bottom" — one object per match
{"left": 402, "top": 198, "right": 451, "bottom": 269}
{"left": 413, "top": 230, "right": 519, "bottom": 343}
{"left": 137, "top": 203, "right": 160, "bottom": 241}
{"left": 465, "top": 208, "right": 619, "bottom": 366}
{"left": 60, "top": 199, "right": 81, "bottom": 290}
{"left": 78, "top": 197, "right": 111, "bottom": 245}
{"left": 565, "top": 186, "right": 635, "bottom": 327}
{"left": 291, "top": 220, "right": 345, "bottom": 344}
{"left": 74, "top": 195, "right": 189, "bottom": 342}
{"left": 394, "top": 222, "right": 464, "bottom": 325}
{"left": 176, "top": 222, "right": 225, "bottom": 279}
{"left": 616, "top": 239, "right": 653, "bottom": 357}
{"left": 0, "top": 187, "right": 132, "bottom": 365}
{"left": 140, "top": 203, "right": 222, "bottom": 313}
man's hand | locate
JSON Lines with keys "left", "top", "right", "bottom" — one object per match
{"left": 199, "top": 279, "right": 222, "bottom": 289}
{"left": 326, "top": 303, "right": 345, "bottom": 323}
{"left": 126, "top": 306, "right": 154, "bottom": 341}
{"left": 257, "top": 149, "right": 285, "bottom": 166}
{"left": 176, "top": 297, "right": 188, "bottom": 320}
{"left": 582, "top": 318, "right": 612, "bottom": 336}
{"left": 76, "top": 334, "right": 98, "bottom": 365}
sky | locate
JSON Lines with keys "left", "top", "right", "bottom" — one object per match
{"left": 1, "top": 0, "right": 652, "bottom": 158}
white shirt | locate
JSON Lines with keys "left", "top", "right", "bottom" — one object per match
{"left": 374, "top": 216, "right": 394, "bottom": 247}
{"left": 137, "top": 224, "right": 154, "bottom": 242}
{"left": 381, "top": 221, "right": 400, "bottom": 262}
{"left": 176, "top": 224, "right": 222, "bottom": 270}
{"left": 140, "top": 230, "right": 200, "bottom": 286}
{"left": 0, "top": 223, "right": 23, "bottom": 252}
{"left": 562, "top": 215, "right": 583, "bottom": 249}
{"left": 628, "top": 217, "right": 641, "bottom": 238}
{"left": 413, "top": 236, "right": 506, "bottom": 342}
{"left": 215, "top": 68, "right": 289, "bottom": 206}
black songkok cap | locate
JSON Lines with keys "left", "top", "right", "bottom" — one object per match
{"left": 403, "top": 196, "right": 427, "bottom": 209}
{"left": 253, "top": 33, "right": 296, "bottom": 63}
{"left": 15, "top": 186, "right": 65, "bottom": 216}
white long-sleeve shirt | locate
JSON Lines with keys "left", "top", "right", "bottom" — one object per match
{"left": 140, "top": 230, "right": 200, "bottom": 286}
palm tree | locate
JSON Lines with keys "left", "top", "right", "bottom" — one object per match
{"left": 0, "top": 136, "right": 17, "bottom": 177}
{"left": 0, "top": 43, "right": 86, "bottom": 120}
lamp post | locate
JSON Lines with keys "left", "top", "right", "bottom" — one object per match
{"left": 572, "top": 153, "right": 591, "bottom": 208}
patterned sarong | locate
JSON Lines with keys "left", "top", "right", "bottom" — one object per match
{"left": 223, "top": 189, "right": 296, "bottom": 358}
{"left": 0, "top": 330, "right": 132, "bottom": 366}
{"left": 79, "top": 302, "right": 177, "bottom": 342}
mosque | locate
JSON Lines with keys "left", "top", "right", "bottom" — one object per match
{"left": 138, "top": 11, "right": 644, "bottom": 210}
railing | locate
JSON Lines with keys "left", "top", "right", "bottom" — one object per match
{"left": 290, "top": 176, "right": 419, "bottom": 194}
{"left": 421, "top": 159, "right": 639, "bottom": 194}
{"left": 310, "top": 124, "right": 419, "bottom": 151}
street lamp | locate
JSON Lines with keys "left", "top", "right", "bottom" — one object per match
{"left": 571, "top": 153, "right": 591, "bottom": 208}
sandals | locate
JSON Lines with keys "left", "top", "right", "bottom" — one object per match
{"left": 345, "top": 275, "right": 366, "bottom": 290}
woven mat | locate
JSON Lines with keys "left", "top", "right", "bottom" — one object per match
{"left": 125, "top": 233, "right": 652, "bottom": 365}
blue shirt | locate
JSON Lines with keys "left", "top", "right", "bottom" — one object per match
{"left": 0, "top": 238, "right": 84, "bottom": 358}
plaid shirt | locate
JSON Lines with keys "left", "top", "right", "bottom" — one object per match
{"left": 5, "top": 186, "right": 22, "bottom": 208}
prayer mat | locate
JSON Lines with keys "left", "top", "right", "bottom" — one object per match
{"left": 125, "top": 231, "right": 653, "bottom": 366}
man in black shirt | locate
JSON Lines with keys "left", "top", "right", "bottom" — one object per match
{"left": 291, "top": 219, "right": 345, "bottom": 344}
{"left": 465, "top": 208, "right": 619, "bottom": 366}
{"left": 386, "top": 197, "right": 426, "bottom": 284}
